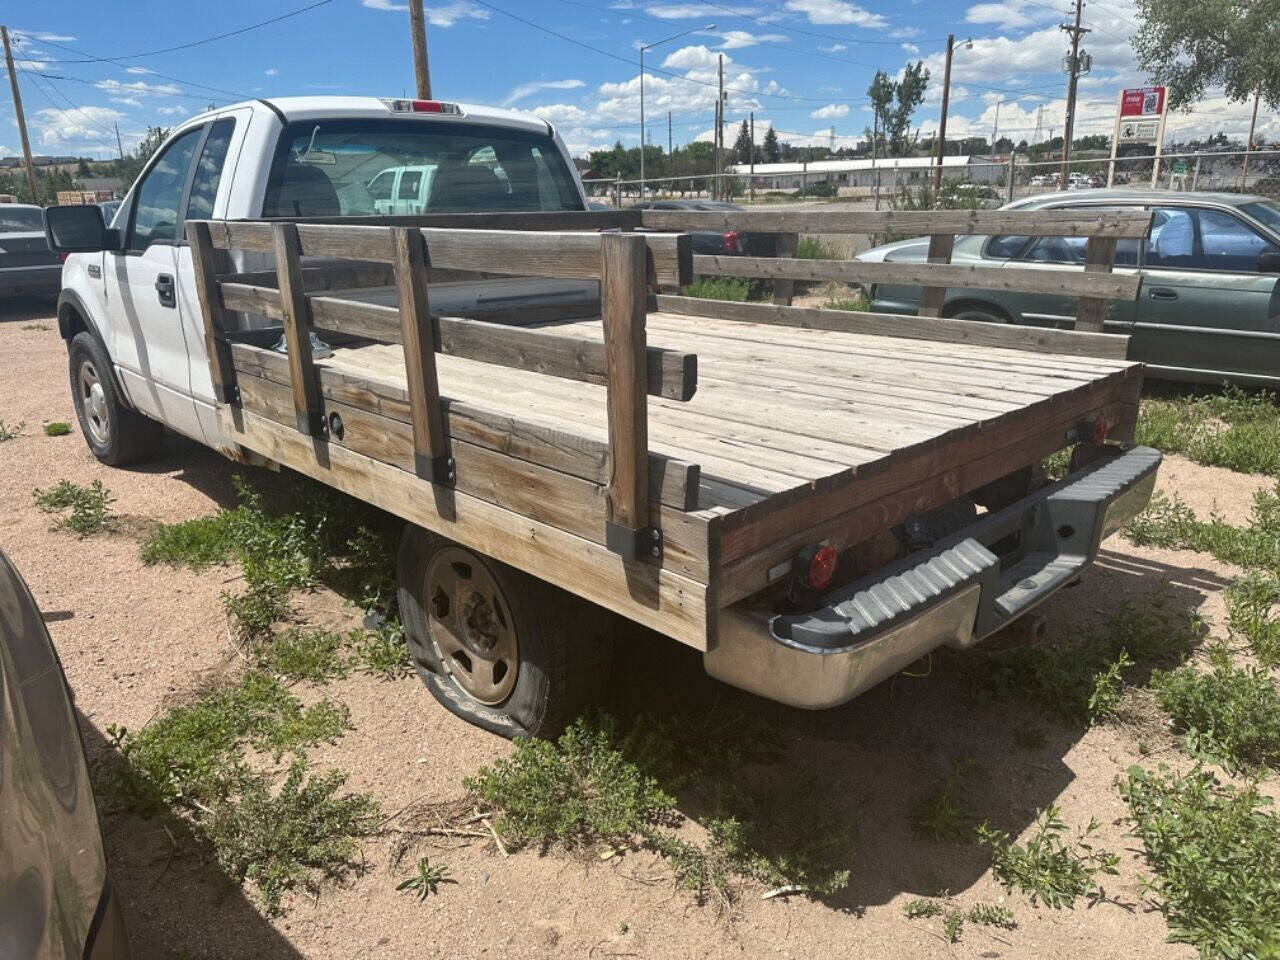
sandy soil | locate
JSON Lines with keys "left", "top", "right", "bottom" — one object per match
{"left": 2, "top": 295, "right": 1250, "bottom": 960}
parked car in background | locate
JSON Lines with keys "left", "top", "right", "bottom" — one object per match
{"left": 1, "top": 204, "right": 61, "bottom": 298}
{"left": 631, "top": 199, "right": 768, "bottom": 256}
{"left": 1029, "top": 173, "right": 1057, "bottom": 187}
{"left": 0, "top": 547, "right": 132, "bottom": 959}
{"left": 859, "top": 189, "right": 1280, "bottom": 388}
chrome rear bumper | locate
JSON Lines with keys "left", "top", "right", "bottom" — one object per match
{"left": 704, "top": 446, "right": 1162, "bottom": 709}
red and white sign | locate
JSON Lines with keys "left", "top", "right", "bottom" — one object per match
{"left": 1120, "top": 86, "right": 1166, "bottom": 118}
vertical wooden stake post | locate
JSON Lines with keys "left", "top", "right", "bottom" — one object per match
{"left": 772, "top": 231, "right": 798, "bottom": 306}
{"left": 1075, "top": 235, "right": 1117, "bottom": 333}
{"left": 917, "top": 233, "right": 955, "bottom": 317}
{"left": 272, "top": 222, "right": 324, "bottom": 435}
{"left": 186, "top": 220, "right": 237, "bottom": 404}
{"left": 392, "top": 227, "right": 452, "bottom": 484}
{"left": 600, "top": 232, "right": 658, "bottom": 559}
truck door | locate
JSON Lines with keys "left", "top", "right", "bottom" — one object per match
{"left": 102, "top": 125, "right": 205, "bottom": 438}
{"left": 395, "top": 169, "right": 424, "bottom": 215}
{"left": 1133, "top": 205, "right": 1280, "bottom": 382}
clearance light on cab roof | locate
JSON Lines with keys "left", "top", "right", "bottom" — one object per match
{"left": 380, "top": 98, "right": 463, "bottom": 115}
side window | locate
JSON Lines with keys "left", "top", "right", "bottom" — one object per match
{"left": 1145, "top": 207, "right": 1197, "bottom": 268}
{"left": 128, "top": 127, "right": 202, "bottom": 252}
{"left": 185, "top": 119, "right": 235, "bottom": 222}
{"left": 367, "top": 170, "right": 394, "bottom": 201}
{"left": 1197, "top": 209, "right": 1278, "bottom": 271}
{"left": 986, "top": 235, "right": 1029, "bottom": 258}
{"left": 397, "top": 171, "right": 422, "bottom": 200}
{"left": 1021, "top": 235, "right": 1088, "bottom": 264}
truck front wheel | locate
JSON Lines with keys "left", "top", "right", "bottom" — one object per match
{"left": 68, "top": 332, "right": 163, "bottom": 466}
{"left": 397, "top": 526, "right": 614, "bottom": 739}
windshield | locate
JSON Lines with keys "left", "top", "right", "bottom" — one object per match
{"left": 262, "top": 119, "right": 583, "bottom": 218}
{"left": 0, "top": 207, "right": 44, "bottom": 233}
{"left": 1239, "top": 199, "right": 1280, "bottom": 234}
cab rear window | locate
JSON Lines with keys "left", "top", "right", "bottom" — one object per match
{"left": 262, "top": 119, "right": 584, "bottom": 218}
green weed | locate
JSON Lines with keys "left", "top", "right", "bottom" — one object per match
{"left": 396, "top": 857, "right": 453, "bottom": 901}
{"left": 977, "top": 805, "right": 1119, "bottom": 909}
{"left": 682, "top": 276, "right": 752, "bottom": 302}
{"left": 794, "top": 236, "right": 830, "bottom": 259}
{"left": 466, "top": 715, "right": 850, "bottom": 911}
{"left": 955, "top": 599, "right": 1202, "bottom": 726}
{"left": 208, "top": 760, "right": 378, "bottom": 916}
{"left": 822, "top": 295, "right": 870, "bottom": 311}
{"left": 250, "top": 628, "right": 352, "bottom": 685}
{"left": 42, "top": 421, "right": 71, "bottom": 436}
{"left": 967, "top": 902, "right": 1017, "bottom": 929}
{"left": 350, "top": 621, "right": 411, "bottom": 680}
{"left": 141, "top": 512, "right": 239, "bottom": 569}
{"left": 942, "top": 909, "right": 965, "bottom": 942}
{"left": 902, "top": 897, "right": 944, "bottom": 919}
{"left": 1136, "top": 387, "right": 1280, "bottom": 476}
{"left": 1153, "top": 649, "right": 1280, "bottom": 772}
{"left": 33, "top": 479, "right": 114, "bottom": 536}
{"left": 1126, "top": 488, "right": 1280, "bottom": 570}
{"left": 910, "top": 757, "right": 977, "bottom": 842}
{"left": 0, "top": 419, "right": 25, "bottom": 441}
{"left": 1121, "top": 765, "right": 1280, "bottom": 958}
{"left": 1224, "top": 572, "right": 1280, "bottom": 667}
{"left": 22, "top": 322, "right": 49, "bottom": 331}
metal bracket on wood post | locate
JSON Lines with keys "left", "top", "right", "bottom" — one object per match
{"left": 415, "top": 453, "right": 456, "bottom": 486}
{"left": 606, "top": 522, "right": 662, "bottom": 560}
{"left": 296, "top": 409, "right": 327, "bottom": 437}
{"left": 216, "top": 383, "right": 241, "bottom": 405}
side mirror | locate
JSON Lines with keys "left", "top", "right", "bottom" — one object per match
{"left": 44, "top": 204, "right": 118, "bottom": 254}
{"left": 1259, "top": 251, "right": 1280, "bottom": 274}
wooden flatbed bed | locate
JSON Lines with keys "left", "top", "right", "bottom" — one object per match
{"left": 188, "top": 208, "right": 1151, "bottom": 654}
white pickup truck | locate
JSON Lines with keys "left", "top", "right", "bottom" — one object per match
{"left": 46, "top": 96, "right": 1161, "bottom": 740}
{"left": 52, "top": 96, "right": 594, "bottom": 463}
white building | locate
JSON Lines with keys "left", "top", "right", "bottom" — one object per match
{"left": 725, "top": 155, "right": 1005, "bottom": 188}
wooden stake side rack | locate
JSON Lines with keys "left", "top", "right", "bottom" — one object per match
{"left": 186, "top": 208, "right": 1151, "bottom": 652}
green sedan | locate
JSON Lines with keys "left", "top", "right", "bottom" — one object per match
{"left": 860, "top": 189, "right": 1280, "bottom": 387}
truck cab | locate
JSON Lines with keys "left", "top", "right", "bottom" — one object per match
{"left": 51, "top": 96, "right": 589, "bottom": 463}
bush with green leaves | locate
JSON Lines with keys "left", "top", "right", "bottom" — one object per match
{"left": 1126, "top": 487, "right": 1280, "bottom": 571}
{"left": 396, "top": 857, "right": 452, "bottom": 901}
{"left": 1225, "top": 571, "right": 1280, "bottom": 667}
{"left": 681, "top": 276, "right": 752, "bottom": 302}
{"left": 977, "top": 805, "right": 1119, "bottom": 908}
{"left": 1136, "top": 387, "right": 1280, "bottom": 476}
{"left": 1153, "top": 649, "right": 1280, "bottom": 772}
{"left": 910, "top": 757, "right": 976, "bottom": 841}
{"left": 1121, "top": 765, "right": 1280, "bottom": 958}
{"left": 42, "top": 421, "right": 71, "bottom": 437}
{"left": 0, "top": 419, "right": 25, "bottom": 441}
{"left": 33, "top": 479, "right": 114, "bottom": 536}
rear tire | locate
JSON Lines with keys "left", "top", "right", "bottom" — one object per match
{"left": 68, "top": 332, "right": 163, "bottom": 466}
{"left": 397, "top": 525, "right": 614, "bottom": 739}
{"left": 944, "top": 302, "right": 1010, "bottom": 325}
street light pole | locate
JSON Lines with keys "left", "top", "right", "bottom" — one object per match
{"left": 639, "top": 23, "right": 714, "bottom": 196}
{"left": 933, "top": 36, "right": 970, "bottom": 193}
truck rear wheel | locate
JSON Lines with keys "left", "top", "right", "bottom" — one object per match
{"left": 68, "top": 332, "right": 163, "bottom": 466}
{"left": 397, "top": 525, "right": 614, "bottom": 739}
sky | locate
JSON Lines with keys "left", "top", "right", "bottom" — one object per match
{"left": 3, "top": 0, "right": 1277, "bottom": 162}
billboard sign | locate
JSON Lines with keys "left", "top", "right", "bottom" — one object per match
{"left": 1118, "top": 118, "right": 1161, "bottom": 144}
{"left": 1120, "top": 86, "right": 1166, "bottom": 118}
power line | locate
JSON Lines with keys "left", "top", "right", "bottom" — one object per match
{"left": 13, "top": 62, "right": 121, "bottom": 144}
{"left": 35, "top": 71, "right": 229, "bottom": 103}
{"left": 699, "top": 0, "right": 948, "bottom": 47}
{"left": 31, "top": 0, "right": 334, "bottom": 63}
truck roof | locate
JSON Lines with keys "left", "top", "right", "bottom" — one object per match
{"left": 192, "top": 96, "right": 554, "bottom": 135}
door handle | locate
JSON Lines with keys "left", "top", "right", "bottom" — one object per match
{"left": 1147, "top": 287, "right": 1178, "bottom": 301}
{"left": 155, "top": 273, "right": 176, "bottom": 308}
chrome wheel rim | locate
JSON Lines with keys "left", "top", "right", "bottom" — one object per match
{"left": 425, "top": 547, "right": 519, "bottom": 705}
{"left": 78, "top": 360, "right": 109, "bottom": 446}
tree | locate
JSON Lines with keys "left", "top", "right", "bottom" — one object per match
{"left": 867, "top": 71, "right": 894, "bottom": 159}
{"left": 112, "top": 126, "right": 171, "bottom": 190}
{"left": 733, "top": 120, "right": 752, "bottom": 164}
{"left": 762, "top": 126, "right": 780, "bottom": 164}
{"left": 1132, "top": 0, "right": 1280, "bottom": 109}
{"left": 868, "top": 63, "right": 929, "bottom": 158}
{"left": 76, "top": 158, "right": 91, "bottom": 177}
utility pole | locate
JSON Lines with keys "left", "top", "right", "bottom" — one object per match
{"left": 933, "top": 33, "right": 955, "bottom": 192}
{"left": 2, "top": 26, "right": 39, "bottom": 204}
{"left": 667, "top": 110, "right": 672, "bottom": 156}
{"left": 1243, "top": 89, "right": 1261, "bottom": 188}
{"left": 1058, "top": 0, "right": 1090, "bottom": 189}
{"left": 407, "top": 0, "right": 431, "bottom": 99}
{"left": 114, "top": 121, "right": 124, "bottom": 161}
{"left": 715, "top": 53, "right": 725, "bottom": 200}
{"left": 749, "top": 110, "right": 755, "bottom": 200}
{"left": 992, "top": 101, "right": 1000, "bottom": 151}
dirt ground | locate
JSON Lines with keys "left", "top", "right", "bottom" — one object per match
{"left": 1, "top": 295, "right": 1253, "bottom": 960}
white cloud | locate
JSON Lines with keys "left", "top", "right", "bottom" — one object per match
{"left": 362, "top": 0, "right": 488, "bottom": 24}
{"left": 156, "top": 105, "right": 188, "bottom": 116}
{"left": 265, "top": 67, "right": 278, "bottom": 76}
{"left": 718, "top": 30, "right": 786, "bottom": 49}
{"left": 644, "top": 3, "right": 756, "bottom": 17}
{"left": 811, "top": 103, "right": 850, "bottom": 118}
{"left": 125, "top": 66, "right": 154, "bottom": 75}
{"left": 901, "top": 42, "right": 919, "bottom": 54}
{"left": 503, "top": 78, "right": 585, "bottom": 107}
{"left": 110, "top": 96, "right": 143, "bottom": 108}
{"left": 32, "top": 105, "right": 123, "bottom": 147}
{"left": 783, "top": 0, "right": 887, "bottom": 28}
{"left": 10, "top": 30, "right": 75, "bottom": 42}
{"left": 95, "top": 78, "right": 182, "bottom": 98}
{"left": 818, "top": 43, "right": 847, "bottom": 52}
{"left": 965, "top": 0, "right": 1057, "bottom": 31}
{"left": 661, "top": 44, "right": 721, "bottom": 71}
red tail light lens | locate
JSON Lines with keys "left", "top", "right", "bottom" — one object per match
{"left": 802, "top": 545, "right": 838, "bottom": 592}
{"left": 1091, "top": 416, "right": 1108, "bottom": 445}
{"left": 56, "top": 251, "right": 68, "bottom": 263}
{"left": 722, "top": 230, "right": 742, "bottom": 254}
